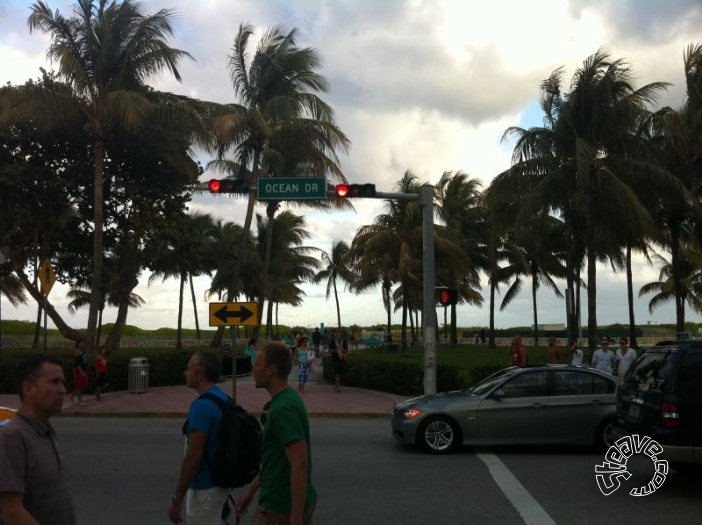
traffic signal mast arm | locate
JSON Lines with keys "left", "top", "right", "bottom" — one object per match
{"left": 329, "top": 184, "right": 420, "bottom": 202}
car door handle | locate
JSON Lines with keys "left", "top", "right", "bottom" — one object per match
{"left": 532, "top": 403, "right": 545, "bottom": 409}
{"left": 591, "top": 400, "right": 602, "bottom": 405}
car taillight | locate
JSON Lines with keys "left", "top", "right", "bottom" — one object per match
{"left": 661, "top": 402, "right": 681, "bottom": 428}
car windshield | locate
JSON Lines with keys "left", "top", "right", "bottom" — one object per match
{"left": 624, "top": 350, "right": 680, "bottom": 393}
{"left": 468, "top": 368, "right": 513, "bottom": 395}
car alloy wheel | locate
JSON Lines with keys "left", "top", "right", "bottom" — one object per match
{"left": 420, "top": 416, "right": 458, "bottom": 454}
{"left": 596, "top": 418, "right": 616, "bottom": 450}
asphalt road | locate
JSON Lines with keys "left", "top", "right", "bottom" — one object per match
{"left": 52, "top": 417, "right": 701, "bottom": 525}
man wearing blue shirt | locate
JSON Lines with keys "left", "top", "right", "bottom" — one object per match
{"left": 169, "top": 352, "right": 229, "bottom": 524}
{"left": 591, "top": 340, "right": 617, "bottom": 375}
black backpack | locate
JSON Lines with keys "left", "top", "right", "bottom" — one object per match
{"left": 185, "top": 393, "right": 262, "bottom": 488}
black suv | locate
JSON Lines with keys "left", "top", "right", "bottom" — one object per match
{"left": 615, "top": 341, "right": 702, "bottom": 472}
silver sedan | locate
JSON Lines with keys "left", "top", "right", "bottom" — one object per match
{"left": 391, "top": 365, "right": 618, "bottom": 454}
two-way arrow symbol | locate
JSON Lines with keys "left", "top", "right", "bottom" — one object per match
{"left": 213, "top": 304, "right": 254, "bottom": 324}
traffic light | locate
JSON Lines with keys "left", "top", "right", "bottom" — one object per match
{"left": 208, "top": 178, "right": 249, "bottom": 194}
{"left": 334, "top": 183, "right": 377, "bottom": 198}
{"left": 438, "top": 288, "right": 458, "bottom": 306}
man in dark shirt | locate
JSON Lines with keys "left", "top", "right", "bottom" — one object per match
{"left": 0, "top": 354, "right": 77, "bottom": 525}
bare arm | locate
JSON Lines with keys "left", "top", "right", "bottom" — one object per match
{"left": 285, "top": 439, "right": 309, "bottom": 525}
{"left": 169, "top": 430, "right": 207, "bottom": 523}
{"left": 0, "top": 492, "right": 40, "bottom": 525}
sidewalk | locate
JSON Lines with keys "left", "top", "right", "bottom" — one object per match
{"left": 0, "top": 363, "right": 405, "bottom": 418}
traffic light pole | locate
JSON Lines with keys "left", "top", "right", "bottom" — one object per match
{"left": 329, "top": 185, "right": 437, "bottom": 394}
{"left": 420, "top": 185, "right": 437, "bottom": 395}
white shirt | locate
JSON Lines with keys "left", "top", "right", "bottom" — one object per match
{"left": 570, "top": 348, "right": 583, "bottom": 366}
{"left": 591, "top": 349, "right": 617, "bottom": 374}
{"left": 616, "top": 348, "right": 637, "bottom": 378}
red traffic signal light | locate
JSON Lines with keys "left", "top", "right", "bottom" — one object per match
{"left": 334, "top": 183, "right": 376, "bottom": 198}
{"left": 208, "top": 178, "right": 249, "bottom": 194}
{"left": 335, "top": 184, "right": 349, "bottom": 198}
{"left": 438, "top": 288, "right": 458, "bottom": 306}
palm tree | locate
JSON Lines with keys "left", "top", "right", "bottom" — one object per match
{"left": 147, "top": 211, "right": 217, "bottom": 348}
{"left": 434, "top": 171, "right": 484, "bottom": 345}
{"left": 499, "top": 214, "right": 566, "bottom": 346}
{"left": 642, "top": 44, "right": 702, "bottom": 333}
{"left": 351, "top": 171, "right": 424, "bottom": 353}
{"left": 639, "top": 248, "right": 702, "bottom": 325}
{"left": 257, "top": 211, "right": 320, "bottom": 337}
{"left": 489, "top": 49, "right": 680, "bottom": 350}
{"left": 1, "top": 0, "right": 195, "bottom": 351}
{"left": 67, "top": 284, "right": 144, "bottom": 347}
{"left": 208, "top": 23, "right": 349, "bottom": 343}
{"left": 313, "top": 241, "right": 356, "bottom": 329}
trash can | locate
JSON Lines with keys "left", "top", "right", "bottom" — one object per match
{"left": 128, "top": 357, "right": 149, "bottom": 394}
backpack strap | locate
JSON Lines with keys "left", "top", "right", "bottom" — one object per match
{"left": 181, "top": 392, "right": 230, "bottom": 435}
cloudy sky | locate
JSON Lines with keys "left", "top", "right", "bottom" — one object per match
{"left": 1, "top": 0, "right": 701, "bottom": 334}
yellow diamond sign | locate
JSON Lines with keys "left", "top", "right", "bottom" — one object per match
{"left": 38, "top": 258, "right": 56, "bottom": 295}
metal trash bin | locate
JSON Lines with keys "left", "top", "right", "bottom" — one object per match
{"left": 128, "top": 357, "right": 149, "bottom": 394}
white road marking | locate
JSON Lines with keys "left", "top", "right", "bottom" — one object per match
{"left": 476, "top": 450, "right": 557, "bottom": 525}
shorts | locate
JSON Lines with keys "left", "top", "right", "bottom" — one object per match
{"left": 96, "top": 372, "right": 109, "bottom": 386}
{"left": 186, "top": 486, "right": 230, "bottom": 525}
{"left": 73, "top": 368, "right": 89, "bottom": 389}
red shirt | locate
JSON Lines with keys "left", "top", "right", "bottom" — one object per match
{"left": 95, "top": 355, "right": 107, "bottom": 373}
{"left": 510, "top": 345, "right": 527, "bottom": 367}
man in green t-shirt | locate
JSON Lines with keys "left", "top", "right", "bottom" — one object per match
{"left": 236, "top": 341, "right": 317, "bottom": 525}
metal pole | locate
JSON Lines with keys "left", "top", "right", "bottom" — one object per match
{"left": 421, "top": 185, "right": 436, "bottom": 395}
{"left": 231, "top": 328, "right": 237, "bottom": 402}
{"left": 43, "top": 294, "right": 48, "bottom": 354}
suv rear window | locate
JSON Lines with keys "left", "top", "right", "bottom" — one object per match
{"left": 623, "top": 349, "right": 681, "bottom": 393}
{"left": 676, "top": 352, "right": 702, "bottom": 396}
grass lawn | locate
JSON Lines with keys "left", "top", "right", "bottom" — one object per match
{"left": 358, "top": 343, "right": 556, "bottom": 382}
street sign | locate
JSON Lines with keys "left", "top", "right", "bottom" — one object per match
{"left": 208, "top": 302, "right": 258, "bottom": 327}
{"left": 38, "top": 258, "right": 56, "bottom": 295}
{"left": 257, "top": 177, "right": 327, "bottom": 200}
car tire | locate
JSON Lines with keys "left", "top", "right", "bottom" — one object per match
{"left": 417, "top": 416, "right": 460, "bottom": 454}
{"left": 595, "top": 417, "right": 617, "bottom": 451}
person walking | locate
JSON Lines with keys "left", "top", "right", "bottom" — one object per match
{"left": 169, "top": 351, "right": 230, "bottom": 524}
{"left": 615, "top": 337, "right": 637, "bottom": 379}
{"left": 0, "top": 354, "right": 77, "bottom": 524}
{"left": 296, "top": 337, "right": 311, "bottom": 394}
{"left": 94, "top": 345, "right": 110, "bottom": 401}
{"left": 591, "top": 339, "right": 617, "bottom": 374}
{"left": 569, "top": 340, "right": 584, "bottom": 366}
{"left": 311, "top": 328, "right": 322, "bottom": 357}
{"left": 236, "top": 341, "right": 317, "bottom": 525}
{"left": 69, "top": 339, "right": 88, "bottom": 405}
{"left": 329, "top": 330, "right": 348, "bottom": 392}
{"left": 545, "top": 337, "right": 562, "bottom": 364}
{"left": 508, "top": 335, "right": 528, "bottom": 367}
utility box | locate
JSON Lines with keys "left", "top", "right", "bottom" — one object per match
{"left": 128, "top": 357, "right": 149, "bottom": 394}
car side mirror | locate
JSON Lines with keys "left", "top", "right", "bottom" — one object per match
{"left": 492, "top": 389, "right": 505, "bottom": 400}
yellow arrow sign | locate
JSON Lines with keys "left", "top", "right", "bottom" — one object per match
{"left": 38, "top": 258, "right": 57, "bottom": 295}
{"left": 209, "top": 302, "right": 258, "bottom": 327}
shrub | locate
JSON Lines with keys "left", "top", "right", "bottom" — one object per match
{"left": 322, "top": 353, "right": 468, "bottom": 396}
{"left": 0, "top": 349, "right": 194, "bottom": 395}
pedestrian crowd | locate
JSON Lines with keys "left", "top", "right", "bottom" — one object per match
{"left": 1, "top": 329, "right": 635, "bottom": 525}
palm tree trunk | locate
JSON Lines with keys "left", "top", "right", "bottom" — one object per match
{"left": 190, "top": 273, "right": 201, "bottom": 340}
{"left": 488, "top": 279, "right": 496, "bottom": 349}
{"left": 177, "top": 271, "right": 185, "bottom": 349}
{"left": 401, "top": 291, "right": 408, "bottom": 354}
{"left": 333, "top": 278, "right": 341, "bottom": 329}
{"left": 210, "top": 151, "right": 261, "bottom": 348}
{"left": 96, "top": 308, "right": 103, "bottom": 347}
{"left": 86, "top": 138, "right": 106, "bottom": 353}
{"left": 32, "top": 302, "right": 42, "bottom": 349}
{"left": 255, "top": 202, "right": 279, "bottom": 339}
{"left": 625, "top": 244, "right": 638, "bottom": 348}
{"left": 532, "top": 277, "right": 539, "bottom": 346}
{"left": 266, "top": 299, "right": 274, "bottom": 338}
{"left": 670, "top": 224, "right": 685, "bottom": 333}
{"left": 450, "top": 304, "right": 457, "bottom": 347}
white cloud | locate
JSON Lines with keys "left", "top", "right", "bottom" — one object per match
{"left": 2, "top": 0, "right": 701, "bottom": 333}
